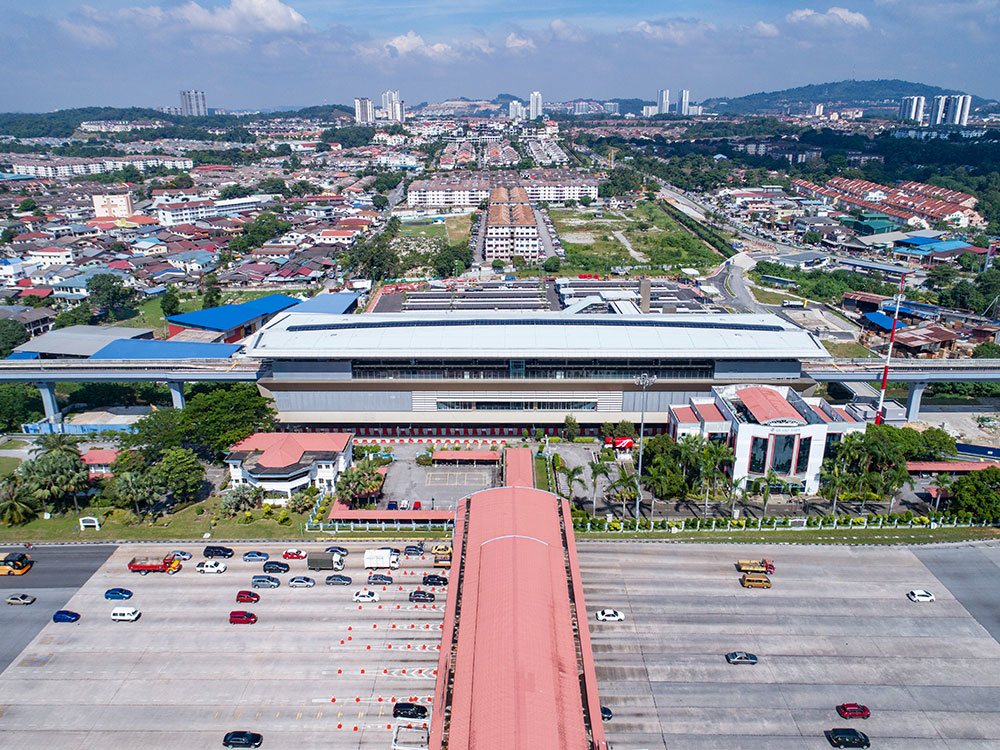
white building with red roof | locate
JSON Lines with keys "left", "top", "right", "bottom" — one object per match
{"left": 225, "top": 432, "right": 354, "bottom": 501}
{"left": 81, "top": 448, "right": 119, "bottom": 480}
{"left": 668, "top": 384, "right": 865, "bottom": 493}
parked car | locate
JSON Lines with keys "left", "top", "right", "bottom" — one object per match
{"left": 409, "top": 590, "right": 435, "bottom": 603}
{"left": 5, "top": 593, "right": 36, "bottom": 606}
{"left": 229, "top": 611, "right": 258, "bottom": 625}
{"left": 282, "top": 549, "right": 306, "bottom": 560}
{"left": 104, "top": 588, "right": 133, "bottom": 600}
{"left": 431, "top": 544, "right": 452, "bottom": 556}
{"left": 423, "top": 574, "right": 448, "bottom": 586}
{"left": 392, "top": 702, "right": 428, "bottom": 719}
{"left": 288, "top": 576, "right": 315, "bottom": 588}
{"left": 827, "top": 728, "right": 870, "bottom": 748}
{"left": 197, "top": 560, "right": 228, "bottom": 574}
{"left": 262, "top": 561, "right": 290, "bottom": 574}
{"left": 378, "top": 547, "right": 401, "bottom": 555}
{"left": 600, "top": 706, "right": 613, "bottom": 721}
{"left": 52, "top": 610, "right": 80, "bottom": 623}
{"left": 907, "top": 589, "right": 935, "bottom": 602}
{"left": 222, "top": 730, "right": 263, "bottom": 748}
{"left": 837, "top": 703, "right": 871, "bottom": 719}
{"left": 236, "top": 590, "right": 260, "bottom": 604}
{"left": 251, "top": 575, "right": 280, "bottom": 589}
{"left": 368, "top": 573, "right": 393, "bottom": 585}
{"left": 353, "top": 590, "right": 379, "bottom": 603}
{"left": 325, "top": 574, "right": 352, "bottom": 586}
{"left": 203, "top": 545, "right": 234, "bottom": 559}
{"left": 725, "top": 651, "right": 758, "bottom": 665}
{"left": 596, "top": 609, "right": 625, "bottom": 622}
{"left": 324, "top": 546, "right": 348, "bottom": 557}
{"left": 242, "top": 551, "right": 269, "bottom": 562}
{"left": 405, "top": 544, "right": 424, "bottom": 556}
{"left": 169, "top": 550, "right": 192, "bottom": 561}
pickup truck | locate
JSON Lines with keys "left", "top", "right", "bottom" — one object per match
{"left": 363, "top": 549, "right": 400, "bottom": 570}
{"left": 128, "top": 554, "right": 181, "bottom": 575}
{"left": 307, "top": 552, "right": 345, "bottom": 572}
{"left": 735, "top": 559, "right": 775, "bottom": 574}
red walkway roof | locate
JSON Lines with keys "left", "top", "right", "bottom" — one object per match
{"left": 907, "top": 461, "right": 1000, "bottom": 474}
{"left": 504, "top": 447, "right": 534, "bottom": 487}
{"left": 445, "top": 487, "right": 589, "bottom": 750}
{"left": 431, "top": 450, "right": 501, "bottom": 462}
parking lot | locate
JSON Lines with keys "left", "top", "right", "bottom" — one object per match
{"left": 378, "top": 444, "right": 499, "bottom": 510}
{"left": 0, "top": 542, "right": 447, "bottom": 749}
{"left": 581, "top": 541, "right": 1000, "bottom": 749}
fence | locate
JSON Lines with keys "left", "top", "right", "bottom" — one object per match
{"left": 305, "top": 520, "right": 455, "bottom": 534}
{"left": 573, "top": 515, "right": 995, "bottom": 534}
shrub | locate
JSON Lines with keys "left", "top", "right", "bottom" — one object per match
{"left": 416, "top": 453, "right": 432, "bottom": 466}
{"left": 194, "top": 506, "right": 205, "bottom": 516}
{"left": 240, "top": 510, "right": 255, "bottom": 525}
{"left": 573, "top": 436, "right": 596, "bottom": 443}
{"left": 277, "top": 509, "right": 292, "bottom": 526}
{"left": 262, "top": 503, "right": 274, "bottom": 517}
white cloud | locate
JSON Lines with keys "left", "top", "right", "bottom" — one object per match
{"left": 550, "top": 18, "right": 586, "bottom": 43}
{"left": 359, "top": 30, "right": 460, "bottom": 61}
{"left": 57, "top": 19, "right": 116, "bottom": 48}
{"left": 505, "top": 32, "right": 536, "bottom": 52}
{"left": 786, "top": 7, "right": 871, "bottom": 29}
{"left": 751, "top": 21, "right": 780, "bottom": 38}
{"left": 174, "top": 0, "right": 308, "bottom": 34}
{"left": 628, "top": 19, "right": 715, "bottom": 44}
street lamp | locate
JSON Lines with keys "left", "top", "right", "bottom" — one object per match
{"left": 634, "top": 373, "right": 657, "bottom": 523}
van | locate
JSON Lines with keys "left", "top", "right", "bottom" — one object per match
{"left": 111, "top": 606, "right": 141, "bottom": 622}
{"left": 740, "top": 574, "right": 772, "bottom": 589}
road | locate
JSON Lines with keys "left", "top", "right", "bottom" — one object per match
{"left": 613, "top": 230, "right": 648, "bottom": 263}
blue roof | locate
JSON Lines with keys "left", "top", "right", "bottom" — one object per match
{"left": 864, "top": 311, "right": 909, "bottom": 331}
{"left": 166, "top": 294, "right": 300, "bottom": 332}
{"left": 289, "top": 292, "right": 360, "bottom": 315}
{"left": 922, "top": 239, "right": 973, "bottom": 254}
{"left": 896, "top": 236, "right": 938, "bottom": 247}
{"left": 90, "top": 339, "right": 242, "bottom": 360}
{"left": 893, "top": 247, "right": 932, "bottom": 257}
{"left": 6, "top": 350, "right": 39, "bottom": 360}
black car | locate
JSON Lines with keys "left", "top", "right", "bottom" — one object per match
{"left": 392, "top": 702, "right": 428, "bottom": 720}
{"left": 325, "top": 574, "right": 352, "bottom": 586}
{"left": 379, "top": 546, "right": 402, "bottom": 555}
{"left": 404, "top": 544, "right": 424, "bottom": 556}
{"left": 262, "top": 561, "right": 290, "bottom": 574}
{"left": 828, "top": 728, "right": 871, "bottom": 748}
{"left": 409, "top": 590, "right": 435, "bottom": 603}
{"left": 423, "top": 574, "right": 448, "bottom": 586}
{"left": 600, "top": 706, "right": 613, "bottom": 721}
{"left": 204, "top": 545, "right": 234, "bottom": 559}
{"left": 324, "top": 546, "right": 349, "bottom": 557}
{"left": 368, "top": 573, "right": 393, "bottom": 585}
{"left": 222, "top": 730, "right": 263, "bottom": 748}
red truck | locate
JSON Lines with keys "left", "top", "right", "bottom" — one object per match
{"left": 127, "top": 554, "right": 182, "bottom": 576}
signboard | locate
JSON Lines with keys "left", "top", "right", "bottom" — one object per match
{"left": 605, "top": 437, "right": 635, "bottom": 450}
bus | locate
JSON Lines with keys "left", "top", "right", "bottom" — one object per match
{"left": 1, "top": 552, "right": 33, "bottom": 576}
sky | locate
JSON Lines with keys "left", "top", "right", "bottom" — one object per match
{"left": 1, "top": 0, "right": 998, "bottom": 111}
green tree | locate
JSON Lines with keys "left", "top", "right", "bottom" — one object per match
{"left": 53, "top": 303, "right": 94, "bottom": 329}
{"left": 220, "top": 484, "right": 262, "bottom": 517}
{"left": 563, "top": 414, "right": 580, "bottom": 441}
{"left": 106, "top": 470, "right": 160, "bottom": 517}
{"left": 0, "top": 383, "right": 43, "bottom": 431}
{"left": 0, "top": 318, "right": 29, "bottom": 358}
{"left": 948, "top": 467, "right": 1000, "bottom": 519}
{"left": 588, "top": 460, "right": 611, "bottom": 516}
{"left": 201, "top": 273, "right": 221, "bottom": 309}
{"left": 18, "top": 451, "right": 89, "bottom": 513}
{"left": 371, "top": 194, "right": 389, "bottom": 210}
{"left": 184, "top": 384, "right": 276, "bottom": 457}
{"left": 974, "top": 342, "right": 1000, "bottom": 359}
{"left": 30, "top": 433, "right": 83, "bottom": 459}
{"left": 119, "top": 408, "right": 188, "bottom": 461}
{"left": 926, "top": 264, "right": 958, "bottom": 290}
{"left": 542, "top": 256, "right": 561, "bottom": 273}
{"left": 87, "top": 274, "right": 135, "bottom": 317}
{"left": 17, "top": 198, "right": 36, "bottom": 212}
{"left": 580, "top": 195, "right": 594, "bottom": 207}
{"left": 1, "top": 227, "right": 16, "bottom": 244}
{"left": 559, "top": 464, "right": 585, "bottom": 501}
{"left": 802, "top": 230, "right": 822, "bottom": 245}
{"left": 152, "top": 448, "right": 205, "bottom": 504}
{"left": 0, "top": 478, "right": 38, "bottom": 526}
{"left": 491, "top": 259, "right": 505, "bottom": 272}
{"left": 159, "top": 287, "right": 181, "bottom": 318}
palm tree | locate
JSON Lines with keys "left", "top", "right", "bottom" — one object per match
{"left": 700, "top": 441, "right": 735, "bottom": 518}
{"left": 760, "top": 469, "right": 779, "bottom": 517}
{"left": 30, "top": 433, "right": 83, "bottom": 459}
{"left": 559, "top": 465, "right": 586, "bottom": 502}
{"left": 607, "top": 465, "right": 637, "bottom": 519}
{"left": 820, "top": 458, "right": 847, "bottom": 518}
{"left": 930, "top": 473, "right": 952, "bottom": 513}
{"left": 588, "top": 460, "right": 610, "bottom": 516}
{"left": 108, "top": 471, "right": 157, "bottom": 517}
{"left": 677, "top": 434, "right": 706, "bottom": 488}
{"left": 0, "top": 479, "right": 38, "bottom": 526}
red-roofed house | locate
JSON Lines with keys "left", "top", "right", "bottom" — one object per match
{"left": 225, "top": 432, "right": 354, "bottom": 501}
{"left": 82, "top": 448, "right": 119, "bottom": 480}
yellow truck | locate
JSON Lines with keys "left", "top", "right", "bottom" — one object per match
{"left": 736, "top": 559, "right": 775, "bottom": 574}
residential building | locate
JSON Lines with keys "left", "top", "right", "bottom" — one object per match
{"left": 656, "top": 89, "right": 670, "bottom": 115}
{"left": 679, "top": 89, "right": 691, "bottom": 116}
{"left": 508, "top": 100, "right": 527, "bottom": 120}
{"left": 482, "top": 187, "right": 541, "bottom": 263}
{"left": 0, "top": 305, "right": 54, "bottom": 336}
{"left": 573, "top": 101, "right": 589, "bottom": 115}
{"left": 381, "top": 90, "right": 404, "bottom": 122}
{"left": 179, "top": 90, "right": 208, "bottom": 117}
{"left": 81, "top": 448, "right": 119, "bottom": 480}
{"left": 602, "top": 102, "right": 620, "bottom": 115}
{"left": 92, "top": 193, "right": 133, "bottom": 219}
{"left": 642, "top": 105, "right": 659, "bottom": 117}
{"left": 407, "top": 170, "right": 598, "bottom": 207}
{"left": 529, "top": 91, "right": 543, "bottom": 120}
{"left": 26, "top": 246, "right": 74, "bottom": 267}
{"left": 668, "top": 384, "right": 865, "bottom": 494}
{"left": 354, "top": 97, "right": 374, "bottom": 125}
{"left": 898, "top": 96, "right": 926, "bottom": 124}
{"left": 225, "top": 432, "right": 354, "bottom": 500}
{"left": 931, "top": 94, "right": 972, "bottom": 127}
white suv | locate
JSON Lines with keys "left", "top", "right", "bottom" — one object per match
{"left": 353, "top": 590, "right": 380, "bottom": 603}
{"left": 197, "top": 560, "right": 228, "bottom": 574}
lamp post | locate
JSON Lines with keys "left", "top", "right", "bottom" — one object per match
{"left": 634, "top": 373, "right": 656, "bottom": 522}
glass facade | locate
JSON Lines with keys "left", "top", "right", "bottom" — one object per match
{"left": 437, "top": 400, "right": 598, "bottom": 411}
{"left": 795, "top": 437, "right": 811, "bottom": 474}
{"left": 351, "top": 358, "right": 714, "bottom": 381}
{"left": 749, "top": 437, "right": 768, "bottom": 474}
{"left": 771, "top": 434, "right": 796, "bottom": 475}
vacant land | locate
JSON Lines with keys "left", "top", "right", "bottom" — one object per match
{"left": 444, "top": 214, "right": 472, "bottom": 245}
{"left": 823, "top": 340, "right": 877, "bottom": 358}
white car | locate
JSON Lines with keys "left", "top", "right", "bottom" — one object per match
{"left": 196, "top": 560, "right": 228, "bottom": 574}
{"left": 907, "top": 589, "right": 935, "bottom": 603}
{"left": 288, "top": 576, "right": 315, "bottom": 588}
{"left": 5, "top": 593, "right": 36, "bottom": 606}
{"left": 596, "top": 609, "right": 625, "bottom": 622}
{"left": 353, "top": 590, "right": 380, "bottom": 603}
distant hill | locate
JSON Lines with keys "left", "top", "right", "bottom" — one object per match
{"left": 702, "top": 79, "right": 995, "bottom": 115}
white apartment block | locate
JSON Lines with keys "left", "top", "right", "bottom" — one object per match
{"left": 92, "top": 193, "right": 134, "bottom": 219}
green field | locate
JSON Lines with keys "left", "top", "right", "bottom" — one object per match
{"left": 752, "top": 288, "right": 797, "bottom": 305}
{"left": 399, "top": 221, "right": 447, "bottom": 240}
{"left": 823, "top": 341, "right": 878, "bottom": 358}
{"left": 445, "top": 214, "right": 472, "bottom": 245}
{"left": 0, "top": 456, "right": 21, "bottom": 477}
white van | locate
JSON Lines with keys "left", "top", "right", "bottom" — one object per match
{"left": 111, "top": 606, "right": 140, "bottom": 622}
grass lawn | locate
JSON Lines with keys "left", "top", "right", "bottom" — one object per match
{"left": 582, "top": 525, "right": 1000, "bottom": 545}
{"left": 0, "top": 456, "right": 21, "bottom": 477}
{"left": 752, "top": 288, "right": 797, "bottom": 305}
{"left": 2, "top": 439, "right": 29, "bottom": 450}
{"left": 823, "top": 341, "right": 877, "bottom": 358}
{"left": 533, "top": 456, "right": 550, "bottom": 492}
{"left": 113, "top": 296, "right": 202, "bottom": 334}
{"left": 399, "top": 221, "right": 447, "bottom": 240}
{"left": 444, "top": 214, "right": 472, "bottom": 245}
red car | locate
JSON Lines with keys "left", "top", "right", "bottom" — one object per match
{"left": 236, "top": 590, "right": 260, "bottom": 604}
{"left": 229, "top": 610, "right": 258, "bottom": 625}
{"left": 837, "top": 703, "right": 871, "bottom": 719}
{"left": 282, "top": 549, "right": 306, "bottom": 560}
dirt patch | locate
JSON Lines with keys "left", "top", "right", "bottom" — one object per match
{"left": 562, "top": 231, "right": 595, "bottom": 243}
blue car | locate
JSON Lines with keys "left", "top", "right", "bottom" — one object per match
{"left": 242, "top": 551, "right": 269, "bottom": 562}
{"left": 52, "top": 610, "right": 81, "bottom": 623}
{"left": 104, "top": 588, "right": 133, "bottom": 600}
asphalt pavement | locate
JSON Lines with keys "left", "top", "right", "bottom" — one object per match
{"left": 914, "top": 542, "right": 1000, "bottom": 644}
{"left": 0, "top": 544, "right": 116, "bottom": 672}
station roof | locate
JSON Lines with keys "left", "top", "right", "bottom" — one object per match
{"left": 736, "top": 386, "right": 805, "bottom": 425}
{"left": 167, "top": 294, "right": 299, "bottom": 332}
{"left": 90, "top": 339, "right": 242, "bottom": 360}
{"left": 13, "top": 325, "right": 153, "bottom": 358}
{"left": 247, "top": 312, "right": 830, "bottom": 361}
{"left": 287, "top": 292, "right": 360, "bottom": 315}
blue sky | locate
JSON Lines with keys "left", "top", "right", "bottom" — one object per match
{"left": 1, "top": 0, "right": 997, "bottom": 111}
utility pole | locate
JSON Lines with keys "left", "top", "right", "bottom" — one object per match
{"left": 875, "top": 273, "right": 907, "bottom": 424}
{"left": 634, "top": 373, "right": 657, "bottom": 521}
